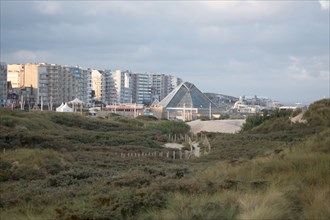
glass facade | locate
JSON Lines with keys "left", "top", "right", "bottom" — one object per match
{"left": 159, "top": 82, "right": 219, "bottom": 112}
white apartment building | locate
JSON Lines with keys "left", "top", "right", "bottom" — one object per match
{"left": 103, "top": 70, "right": 117, "bottom": 104}
{"left": 91, "top": 69, "right": 102, "bottom": 102}
{"left": 91, "top": 69, "right": 116, "bottom": 105}
{"left": 170, "top": 76, "right": 183, "bottom": 90}
{"left": 150, "top": 73, "right": 174, "bottom": 102}
{"left": 84, "top": 69, "right": 93, "bottom": 107}
{"left": 112, "top": 70, "right": 132, "bottom": 104}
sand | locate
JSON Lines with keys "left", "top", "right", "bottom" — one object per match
{"left": 187, "top": 119, "right": 245, "bottom": 134}
{"left": 290, "top": 113, "right": 307, "bottom": 124}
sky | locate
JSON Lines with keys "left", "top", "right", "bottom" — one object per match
{"left": 1, "top": 0, "right": 329, "bottom": 104}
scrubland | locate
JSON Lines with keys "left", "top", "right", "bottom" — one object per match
{"left": 0, "top": 99, "right": 329, "bottom": 219}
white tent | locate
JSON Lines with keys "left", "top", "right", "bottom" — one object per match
{"left": 69, "top": 98, "right": 84, "bottom": 105}
{"left": 56, "top": 103, "right": 64, "bottom": 112}
{"left": 56, "top": 103, "right": 73, "bottom": 112}
{"left": 68, "top": 98, "right": 84, "bottom": 113}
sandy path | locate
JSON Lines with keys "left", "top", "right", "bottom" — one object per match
{"left": 187, "top": 119, "right": 245, "bottom": 134}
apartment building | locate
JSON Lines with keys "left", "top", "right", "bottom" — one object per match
{"left": 91, "top": 69, "right": 117, "bottom": 105}
{"left": 84, "top": 68, "right": 93, "bottom": 107}
{"left": 170, "top": 76, "right": 183, "bottom": 90}
{"left": 7, "top": 64, "right": 24, "bottom": 88}
{"left": 150, "top": 73, "right": 182, "bottom": 102}
{"left": 38, "top": 63, "right": 91, "bottom": 108}
{"left": 6, "top": 63, "right": 39, "bottom": 108}
{"left": 103, "top": 70, "right": 117, "bottom": 104}
{"left": 4, "top": 62, "right": 183, "bottom": 108}
{"left": 7, "top": 63, "right": 39, "bottom": 89}
{"left": 91, "top": 69, "right": 102, "bottom": 102}
{"left": 112, "top": 70, "right": 132, "bottom": 104}
{"left": 38, "top": 63, "right": 61, "bottom": 108}
{"left": 130, "top": 73, "right": 152, "bottom": 105}
{"left": 0, "top": 62, "right": 7, "bottom": 104}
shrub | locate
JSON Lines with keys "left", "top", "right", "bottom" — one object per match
{"left": 303, "top": 99, "right": 330, "bottom": 126}
{"left": 0, "top": 148, "right": 65, "bottom": 181}
{"left": 241, "top": 114, "right": 264, "bottom": 131}
{"left": 147, "top": 120, "right": 190, "bottom": 135}
{"left": 136, "top": 115, "right": 158, "bottom": 121}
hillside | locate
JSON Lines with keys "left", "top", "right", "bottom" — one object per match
{"left": 0, "top": 99, "right": 329, "bottom": 219}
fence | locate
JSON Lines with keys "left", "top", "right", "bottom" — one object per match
{"left": 119, "top": 132, "right": 212, "bottom": 160}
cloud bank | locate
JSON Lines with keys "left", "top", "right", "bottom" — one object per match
{"left": 1, "top": 1, "right": 329, "bottom": 103}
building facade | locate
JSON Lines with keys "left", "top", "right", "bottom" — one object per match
{"left": 38, "top": 63, "right": 61, "bottom": 108}
{"left": 91, "top": 69, "right": 116, "bottom": 105}
{"left": 0, "top": 62, "right": 7, "bottom": 104}
{"left": 103, "top": 70, "right": 117, "bottom": 105}
{"left": 6, "top": 63, "right": 39, "bottom": 108}
{"left": 7, "top": 63, "right": 39, "bottom": 89}
{"left": 130, "top": 73, "right": 152, "bottom": 105}
{"left": 113, "top": 70, "right": 132, "bottom": 104}
{"left": 4, "top": 62, "right": 183, "bottom": 108}
{"left": 150, "top": 73, "right": 182, "bottom": 102}
{"left": 7, "top": 64, "right": 24, "bottom": 88}
{"left": 38, "top": 63, "right": 91, "bottom": 109}
{"left": 91, "top": 69, "right": 102, "bottom": 102}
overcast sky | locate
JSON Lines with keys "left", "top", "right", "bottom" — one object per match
{"left": 1, "top": 1, "right": 329, "bottom": 104}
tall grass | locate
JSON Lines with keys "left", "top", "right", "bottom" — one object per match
{"left": 238, "top": 189, "right": 296, "bottom": 219}
{"left": 0, "top": 99, "right": 329, "bottom": 219}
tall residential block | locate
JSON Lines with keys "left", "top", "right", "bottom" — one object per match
{"left": 7, "top": 64, "right": 24, "bottom": 88}
{"left": 38, "top": 63, "right": 92, "bottom": 108}
{"left": 113, "top": 70, "right": 132, "bottom": 104}
{"left": 103, "top": 70, "right": 117, "bottom": 104}
{"left": 91, "top": 69, "right": 116, "bottom": 105}
{"left": 91, "top": 69, "right": 102, "bottom": 102}
{"left": 130, "top": 73, "right": 152, "bottom": 104}
{"left": 0, "top": 62, "right": 7, "bottom": 104}
{"left": 150, "top": 73, "right": 182, "bottom": 102}
{"left": 71, "top": 66, "right": 91, "bottom": 105}
{"left": 6, "top": 63, "right": 39, "bottom": 107}
{"left": 7, "top": 63, "right": 38, "bottom": 88}
{"left": 38, "top": 63, "right": 61, "bottom": 108}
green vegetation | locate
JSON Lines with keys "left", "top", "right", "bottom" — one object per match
{"left": 241, "top": 108, "right": 293, "bottom": 132}
{"left": 1, "top": 99, "right": 329, "bottom": 219}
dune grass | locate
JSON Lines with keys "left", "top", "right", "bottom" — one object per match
{"left": 0, "top": 99, "right": 329, "bottom": 219}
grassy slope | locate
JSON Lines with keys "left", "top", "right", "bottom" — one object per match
{"left": 0, "top": 99, "right": 329, "bottom": 219}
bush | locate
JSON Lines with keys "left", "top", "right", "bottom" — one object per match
{"left": 241, "top": 114, "right": 264, "bottom": 131}
{"left": 303, "top": 99, "right": 330, "bottom": 126}
{"left": 197, "top": 116, "right": 210, "bottom": 121}
{"left": 147, "top": 120, "right": 190, "bottom": 135}
{"left": 136, "top": 115, "right": 158, "bottom": 121}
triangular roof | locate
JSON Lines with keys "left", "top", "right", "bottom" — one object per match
{"left": 61, "top": 103, "right": 73, "bottom": 112}
{"left": 56, "top": 103, "right": 64, "bottom": 111}
{"left": 159, "top": 82, "right": 219, "bottom": 110}
{"left": 68, "top": 98, "right": 84, "bottom": 104}
{"left": 56, "top": 103, "right": 73, "bottom": 112}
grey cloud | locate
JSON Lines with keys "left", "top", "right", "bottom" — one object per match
{"left": 1, "top": 1, "right": 329, "bottom": 103}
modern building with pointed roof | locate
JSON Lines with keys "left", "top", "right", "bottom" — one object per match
{"left": 151, "top": 82, "right": 221, "bottom": 120}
